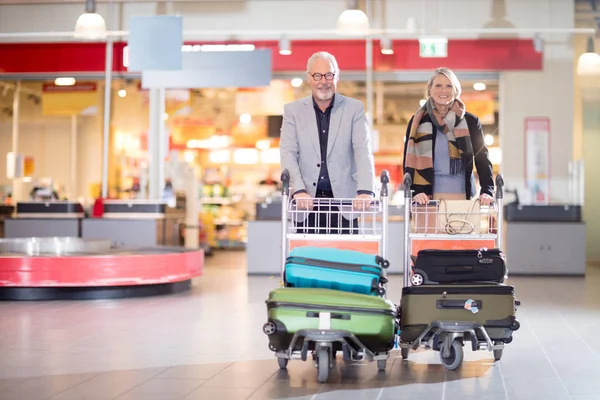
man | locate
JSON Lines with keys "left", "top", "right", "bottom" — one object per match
{"left": 279, "top": 51, "right": 376, "bottom": 234}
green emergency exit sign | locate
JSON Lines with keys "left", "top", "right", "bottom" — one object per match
{"left": 419, "top": 38, "right": 448, "bottom": 58}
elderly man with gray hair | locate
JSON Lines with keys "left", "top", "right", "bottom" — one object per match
{"left": 279, "top": 51, "right": 376, "bottom": 234}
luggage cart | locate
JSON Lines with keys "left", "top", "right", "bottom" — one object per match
{"left": 399, "top": 172, "right": 519, "bottom": 370}
{"left": 266, "top": 169, "right": 393, "bottom": 382}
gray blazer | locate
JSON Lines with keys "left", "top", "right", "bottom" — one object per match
{"left": 279, "top": 94, "right": 376, "bottom": 199}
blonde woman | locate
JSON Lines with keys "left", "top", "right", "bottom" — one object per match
{"left": 403, "top": 67, "right": 494, "bottom": 206}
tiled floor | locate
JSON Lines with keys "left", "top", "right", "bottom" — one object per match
{"left": 0, "top": 251, "right": 599, "bottom": 400}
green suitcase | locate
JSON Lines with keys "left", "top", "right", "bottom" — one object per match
{"left": 264, "top": 287, "right": 397, "bottom": 354}
{"left": 400, "top": 283, "right": 520, "bottom": 344}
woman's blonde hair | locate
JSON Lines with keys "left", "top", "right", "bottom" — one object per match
{"left": 426, "top": 67, "right": 462, "bottom": 99}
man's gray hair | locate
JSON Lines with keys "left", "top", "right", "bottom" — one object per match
{"left": 306, "top": 51, "right": 340, "bottom": 75}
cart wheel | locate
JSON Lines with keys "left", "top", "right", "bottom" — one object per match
{"left": 317, "top": 348, "right": 330, "bottom": 383}
{"left": 377, "top": 359, "right": 387, "bottom": 371}
{"left": 439, "top": 340, "right": 463, "bottom": 370}
{"left": 401, "top": 348, "right": 410, "bottom": 359}
{"left": 411, "top": 273, "right": 424, "bottom": 286}
{"left": 277, "top": 357, "right": 289, "bottom": 369}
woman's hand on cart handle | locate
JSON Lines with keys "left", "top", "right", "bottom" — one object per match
{"left": 479, "top": 193, "right": 494, "bottom": 206}
{"left": 412, "top": 193, "right": 429, "bottom": 205}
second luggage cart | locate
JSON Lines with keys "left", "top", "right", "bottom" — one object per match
{"left": 398, "top": 173, "right": 521, "bottom": 370}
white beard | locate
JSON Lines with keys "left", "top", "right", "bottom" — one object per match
{"left": 316, "top": 89, "right": 334, "bottom": 101}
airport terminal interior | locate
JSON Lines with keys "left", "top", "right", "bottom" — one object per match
{"left": 1, "top": 0, "right": 600, "bottom": 398}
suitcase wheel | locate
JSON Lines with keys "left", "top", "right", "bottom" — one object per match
{"left": 401, "top": 348, "right": 409, "bottom": 359}
{"left": 410, "top": 273, "right": 424, "bottom": 286}
{"left": 493, "top": 341, "right": 503, "bottom": 361}
{"left": 439, "top": 339, "right": 463, "bottom": 370}
{"left": 277, "top": 357, "right": 289, "bottom": 369}
{"left": 317, "top": 348, "right": 331, "bottom": 383}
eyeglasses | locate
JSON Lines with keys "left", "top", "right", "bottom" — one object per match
{"left": 310, "top": 72, "right": 335, "bottom": 81}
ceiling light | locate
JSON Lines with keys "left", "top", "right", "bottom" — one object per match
{"left": 337, "top": 8, "right": 369, "bottom": 36}
{"left": 484, "top": 134, "right": 494, "bottom": 146}
{"left": 118, "top": 89, "right": 127, "bottom": 98}
{"left": 54, "top": 77, "right": 76, "bottom": 86}
{"left": 291, "top": 78, "right": 303, "bottom": 88}
{"left": 473, "top": 82, "right": 486, "bottom": 91}
{"left": 279, "top": 37, "right": 292, "bottom": 55}
{"left": 577, "top": 36, "right": 600, "bottom": 76}
{"left": 380, "top": 36, "right": 394, "bottom": 55}
{"left": 239, "top": 113, "right": 251, "bottom": 124}
{"left": 74, "top": 0, "right": 106, "bottom": 40}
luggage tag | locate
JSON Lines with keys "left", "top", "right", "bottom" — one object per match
{"left": 318, "top": 312, "right": 331, "bottom": 330}
{"left": 464, "top": 299, "right": 479, "bottom": 314}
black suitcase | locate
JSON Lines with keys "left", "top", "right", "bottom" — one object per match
{"left": 410, "top": 248, "right": 507, "bottom": 286}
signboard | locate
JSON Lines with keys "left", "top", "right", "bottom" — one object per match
{"left": 42, "top": 82, "right": 98, "bottom": 116}
{"left": 461, "top": 92, "right": 495, "bottom": 125}
{"left": 525, "top": 117, "right": 550, "bottom": 204}
{"left": 419, "top": 37, "right": 448, "bottom": 58}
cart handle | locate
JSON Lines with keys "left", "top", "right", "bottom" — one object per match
{"left": 380, "top": 170, "right": 390, "bottom": 198}
{"left": 403, "top": 173, "right": 412, "bottom": 199}
{"left": 495, "top": 174, "right": 504, "bottom": 200}
{"left": 280, "top": 169, "right": 390, "bottom": 199}
{"left": 291, "top": 198, "right": 381, "bottom": 207}
{"left": 281, "top": 169, "right": 290, "bottom": 196}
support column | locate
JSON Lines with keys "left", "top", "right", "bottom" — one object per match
{"left": 11, "top": 81, "right": 26, "bottom": 202}
{"left": 148, "top": 88, "right": 161, "bottom": 199}
{"left": 101, "top": 39, "right": 114, "bottom": 199}
{"left": 365, "top": 0, "right": 373, "bottom": 131}
{"left": 71, "top": 114, "right": 77, "bottom": 199}
{"left": 157, "top": 88, "right": 167, "bottom": 194}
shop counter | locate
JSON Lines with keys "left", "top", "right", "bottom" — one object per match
{"left": 82, "top": 200, "right": 168, "bottom": 248}
{"left": 5, "top": 201, "right": 83, "bottom": 238}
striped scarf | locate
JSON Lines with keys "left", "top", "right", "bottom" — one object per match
{"left": 404, "top": 98, "right": 473, "bottom": 187}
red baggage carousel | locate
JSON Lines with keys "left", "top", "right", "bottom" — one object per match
{"left": 0, "top": 238, "right": 204, "bottom": 300}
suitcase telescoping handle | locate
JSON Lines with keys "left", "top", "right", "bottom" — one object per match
{"left": 306, "top": 311, "right": 351, "bottom": 320}
{"left": 436, "top": 299, "right": 482, "bottom": 310}
{"left": 445, "top": 266, "right": 474, "bottom": 274}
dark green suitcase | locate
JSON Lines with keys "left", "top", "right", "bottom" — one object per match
{"left": 400, "top": 284, "right": 520, "bottom": 344}
{"left": 264, "top": 287, "right": 397, "bottom": 354}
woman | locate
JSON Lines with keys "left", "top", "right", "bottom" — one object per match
{"left": 403, "top": 67, "right": 494, "bottom": 205}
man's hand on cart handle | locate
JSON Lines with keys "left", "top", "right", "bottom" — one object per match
{"left": 479, "top": 193, "right": 493, "bottom": 206}
{"left": 412, "top": 193, "right": 429, "bottom": 205}
{"left": 293, "top": 192, "right": 314, "bottom": 210}
{"left": 353, "top": 193, "right": 372, "bottom": 211}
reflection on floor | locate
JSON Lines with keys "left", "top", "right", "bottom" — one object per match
{"left": 0, "top": 250, "right": 599, "bottom": 400}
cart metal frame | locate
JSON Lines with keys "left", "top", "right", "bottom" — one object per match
{"left": 399, "top": 172, "right": 515, "bottom": 369}
{"left": 267, "top": 169, "right": 393, "bottom": 382}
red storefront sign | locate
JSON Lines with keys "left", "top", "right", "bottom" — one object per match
{"left": 0, "top": 39, "right": 542, "bottom": 75}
